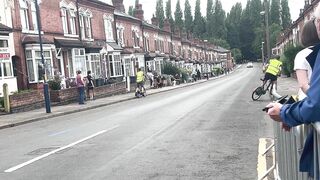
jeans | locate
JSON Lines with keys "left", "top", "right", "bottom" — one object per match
{"left": 78, "top": 86, "right": 85, "bottom": 104}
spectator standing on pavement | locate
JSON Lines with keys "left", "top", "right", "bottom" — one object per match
{"left": 76, "top": 70, "right": 85, "bottom": 104}
{"left": 146, "top": 69, "right": 154, "bottom": 87}
{"left": 266, "top": 5, "right": 320, "bottom": 178}
{"left": 196, "top": 69, "right": 201, "bottom": 80}
{"left": 86, "top": 70, "right": 94, "bottom": 100}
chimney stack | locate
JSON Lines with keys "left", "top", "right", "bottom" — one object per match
{"left": 112, "top": 0, "right": 125, "bottom": 13}
{"left": 133, "top": 1, "right": 144, "bottom": 20}
{"left": 151, "top": 15, "right": 159, "bottom": 27}
{"left": 163, "top": 19, "right": 171, "bottom": 32}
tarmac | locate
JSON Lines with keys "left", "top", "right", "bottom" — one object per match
{"left": 0, "top": 68, "right": 299, "bottom": 130}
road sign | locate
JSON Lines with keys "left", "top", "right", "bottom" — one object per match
{"left": 0, "top": 53, "right": 10, "bottom": 59}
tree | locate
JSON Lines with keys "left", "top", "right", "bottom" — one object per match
{"left": 212, "top": 0, "right": 226, "bottom": 39}
{"left": 270, "top": 0, "right": 281, "bottom": 25}
{"left": 206, "top": 0, "right": 214, "bottom": 38}
{"left": 239, "top": 0, "right": 256, "bottom": 60}
{"left": 193, "top": 0, "right": 203, "bottom": 37}
{"left": 128, "top": 6, "right": 134, "bottom": 16}
{"left": 226, "top": 3, "right": 242, "bottom": 49}
{"left": 156, "top": 0, "right": 165, "bottom": 28}
{"left": 281, "top": 0, "right": 291, "bottom": 29}
{"left": 184, "top": 0, "right": 193, "bottom": 34}
{"left": 165, "top": 0, "right": 174, "bottom": 31}
{"left": 269, "top": 23, "right": 282, "bottom": 48}
{"left": 231, "top": 48, "right": 243, "bottom": 63}
{"left": 249, "top": 0, "right": 263, "bottom": 28}
{"left": 174, "top": 0, "right": 183, "bottom": 29}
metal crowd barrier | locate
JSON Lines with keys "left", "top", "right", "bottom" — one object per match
{"left": 271, "top": 122, "right": 320, "bottom": 180}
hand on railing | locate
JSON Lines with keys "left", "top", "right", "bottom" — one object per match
{"left": 281, "top": 123, "right": 291, "bottom": 132}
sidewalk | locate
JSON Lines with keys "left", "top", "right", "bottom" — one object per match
{"left": 0, "top": 75, "right": 226, "bottom": 130}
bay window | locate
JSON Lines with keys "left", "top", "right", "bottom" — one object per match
{"left": 67, "top": 48, "right": 86, "bottom": 77}
{"left": 25, "top": 48, "right": 53, "bottom": 82}
{"left": 108, "top": 53, "right": 122, "bottom": 77}
{"left": 86, "top": 54, "right": 102, "bottom": 78}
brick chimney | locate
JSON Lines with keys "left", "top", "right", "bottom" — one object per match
{"left": 151, "top": 15, "right": 159, "bottom": 27}
{"left": 174, "top": 26, "right": 181, "bottom": 37}
{"left": 133, "top": 1, "right": 144, "bottom": 20}
{"left": 163, "top": 19, "right": 171, "bottom": 32}
{"left": 112, "top": 0, "right": 125, "bottom": 13}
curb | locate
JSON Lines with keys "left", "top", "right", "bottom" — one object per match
{"left": 0, "top": 73, "right": 230, "bottom": 130}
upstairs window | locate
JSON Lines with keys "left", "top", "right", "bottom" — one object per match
{"left": 61, "top": 8, "right": 68, "bottom": 34}
{"left": 60, "top": 1, "right": 78, "bottom": 36}
{"left": 19, "top": 0, "right": 29, "bottom": 31}
{"left": 104, "top": 16, "right": 113, "bottom": 42}
{"left": 79, "top": 9, "right": 93, "bottom": 40}
{"left": 116, "top": 27, "right": 124, "bottom": 47}
{"left": 69, "top": 9, "right": 77, "bottom": 35}
{"left": 132, "top": 30, "right": 139, "bottom": 47}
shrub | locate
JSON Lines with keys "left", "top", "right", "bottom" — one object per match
{"left": 48, "top": 74, "right": 62, "bottom": 90}
{"left": 282, "top": 44, "right": 303, "bottom": 77}
{"left": 0, "top": 97, "right": 4, "bottom": 108}
{"left": 161, "top": 62, "right": 180, "bottom": 76}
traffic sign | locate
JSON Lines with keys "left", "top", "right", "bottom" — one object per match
{"left": 0, "top": 53, "right": 10, "bottom": 59}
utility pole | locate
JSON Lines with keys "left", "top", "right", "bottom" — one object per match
{"left": 35, "top": 0, "right": 51, "bottom": 113}
{"left": 264, "top": 0, "right": 271, "bottom": 62}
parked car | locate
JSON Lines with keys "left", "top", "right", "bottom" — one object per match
{"left": 246, "top": 62, "right": 253, "bottom": 68}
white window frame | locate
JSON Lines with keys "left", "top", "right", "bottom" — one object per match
{"left": 61, "top": 8, "right": 68, "bottom": 34}
{"left": 30, "top": 1, "right": 38, "bottom": 30}
{"left": 19, "top": 0, "right": 29, "bottom": 31}
{"left": 104, "top": 15, "right": 114, "bottom": 42}
{"left": 25, "top": 46, "right": 54, "bottom": 83}
{"left": 69, "top": 9, "right": 77, "bottom": 35}
{"left": 109, "top": 53, "right": 122, "bottom": 77}
{"left": 86, "top": 53, "right": 102, "bottom": 78}
{"left": 116, "top": 27, "right": 124, "bottom": 47}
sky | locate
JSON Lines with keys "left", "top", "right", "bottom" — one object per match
{"left": 122, "top": 0, "right": 305, "bottom": 23}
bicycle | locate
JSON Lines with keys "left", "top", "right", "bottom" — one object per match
{"left": 135, "top": 82, "right": 146, "bottom": 98}
{"left": 251, "top": 78, "right": 275, "bottom": 101}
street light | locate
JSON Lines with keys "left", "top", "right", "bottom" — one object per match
{"left": 261, "top": 41, "right": 265, "bottom": 64}
{"left": 260, "top": 0, "right": 271, "bottom": 63}
{"left": 35, "top": 0, "right": 51, "bottom": 113}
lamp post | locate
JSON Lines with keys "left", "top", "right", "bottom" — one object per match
{"left": 260, "top": 0, "right": 271, "bottom": 63}
{"left": 261, "top": 41, "right": 265, "bottom": 64}
{"left": 35, "top": 0, "right": 51, "bottom": 113}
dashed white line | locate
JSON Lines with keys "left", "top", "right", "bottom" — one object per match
{"left": 4, "top": 125, "right": 119, "bottom": 173}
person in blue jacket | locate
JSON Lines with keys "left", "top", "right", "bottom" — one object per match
{"left": 266, "top": 7, "right": 320, "bottom": 178}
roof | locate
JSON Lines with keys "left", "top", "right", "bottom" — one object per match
{"left": 0, "top": 23, "right": 12, "bottom": 35}
{"left": 114, "top": 10, "right": 141, "bottom": 22}
{"left": 54, "top": 38, "right": 84, "bottom": 48}
{"left": 107, "top": 42, "right": 122, "bottom": 50}
{"left": 214, "top": 46, "right": 230, "bottom": 53}
{"left": 22, "top": 35, "right": 53, "bottom": 45}
{"left": 142, "top": 21, "right": 160, "bottom": 30}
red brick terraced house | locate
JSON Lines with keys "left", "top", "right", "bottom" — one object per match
{"left": 5, "top": 0, "right": 233, "bottom": 93}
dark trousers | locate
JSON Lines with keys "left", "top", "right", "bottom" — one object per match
{"left": 78, "top": 86, "right": 85, "bottom": 104}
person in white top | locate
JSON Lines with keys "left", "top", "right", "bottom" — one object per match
{"left": 294, "top": 19, "right": 319, "bottom": 100}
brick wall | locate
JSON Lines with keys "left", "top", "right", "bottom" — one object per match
{"left": 94, "top": 82, "right": 126, "bottom": 98}
{"left": 9, "top": 91, "right": 44, "bottom": 113}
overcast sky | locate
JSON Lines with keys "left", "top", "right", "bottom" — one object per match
{"left": 122, "top": 0, "right": 304, "bottom": 23}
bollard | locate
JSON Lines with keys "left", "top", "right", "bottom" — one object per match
{"left": 3, "top": 83, "right": 10, "bottom": 113}
{"left": 126, "top": 76, "right": 130, "bottom": 92}
{"left": 43, "top": 83, "right": 51, "bottom": 113}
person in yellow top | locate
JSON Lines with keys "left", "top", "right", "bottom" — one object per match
{"left": 136, "top": 68, "right": 146, "bottom": 95}
{"left": 262, "top": 55, "right": 282, "bottom": 88}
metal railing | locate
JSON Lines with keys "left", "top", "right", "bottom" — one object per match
{"left": 272, "top": 122, "right": 320, "bottom": 180}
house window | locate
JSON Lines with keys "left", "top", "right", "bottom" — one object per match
{"left": 30, "top": 2, "right": 38, "bottom": 30}
{"left": 117, "top": 27, "right": 124, "bottom": 47}
{"left": 0, "top": 40, "right": 8, "bottom": 48}
{"left": 86, "top": 54, "right": 101, "bottom": 78}
{"left": 67, "top": 48, "right": 86, "bottom": 77}
{"left": 25, "top": 49, "right": 53, "bottom": 82}
{"left": 19, "top": 0, "right": 29, "bottom": 31}
{"left": 109, "top": 54, "right": 122, "bottom": 77}
{"left": 132, "top": 31, "right": 139, "bottom": 47}
{"left": 69, "top": 9, "right": 77, "bottom": 35}
{"left": 124, "top": 58, "right": 133, "bottom": 76}
{"left": 61, "top": 8, "right": 68, "bottom": 34}
{"left": 104, "top": 18, "right": 113, "bottom": 42}
{"left": 79, "top": 10, "right": 93, "bottom": 40}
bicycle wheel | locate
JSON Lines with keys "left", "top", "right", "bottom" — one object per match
{"left": 252, "top": 87, "right": 263, "bottom": 101}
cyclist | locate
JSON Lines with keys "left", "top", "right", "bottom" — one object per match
{"left": 262, "top": 55, "right": 282, "bottom": 90}
{"left": 136, "top": 68, "right": 146, "bottom": 95}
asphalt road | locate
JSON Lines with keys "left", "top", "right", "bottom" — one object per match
{"left": 0, "top": 64, "right": 274, "bottom": 180}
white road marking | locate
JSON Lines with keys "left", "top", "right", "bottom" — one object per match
{"left": 48, "top": 129, "right": 72, "bottom": 137}
{"left": 4, "top": 125, "right": 119, "bottom": 173}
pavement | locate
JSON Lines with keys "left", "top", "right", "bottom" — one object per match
{"left": 0, "top": 67, "right": 299, "bottom": 130}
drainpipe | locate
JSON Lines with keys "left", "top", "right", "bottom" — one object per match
{"left": 76, "top": 0, "right": 82, "bottom": 41}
